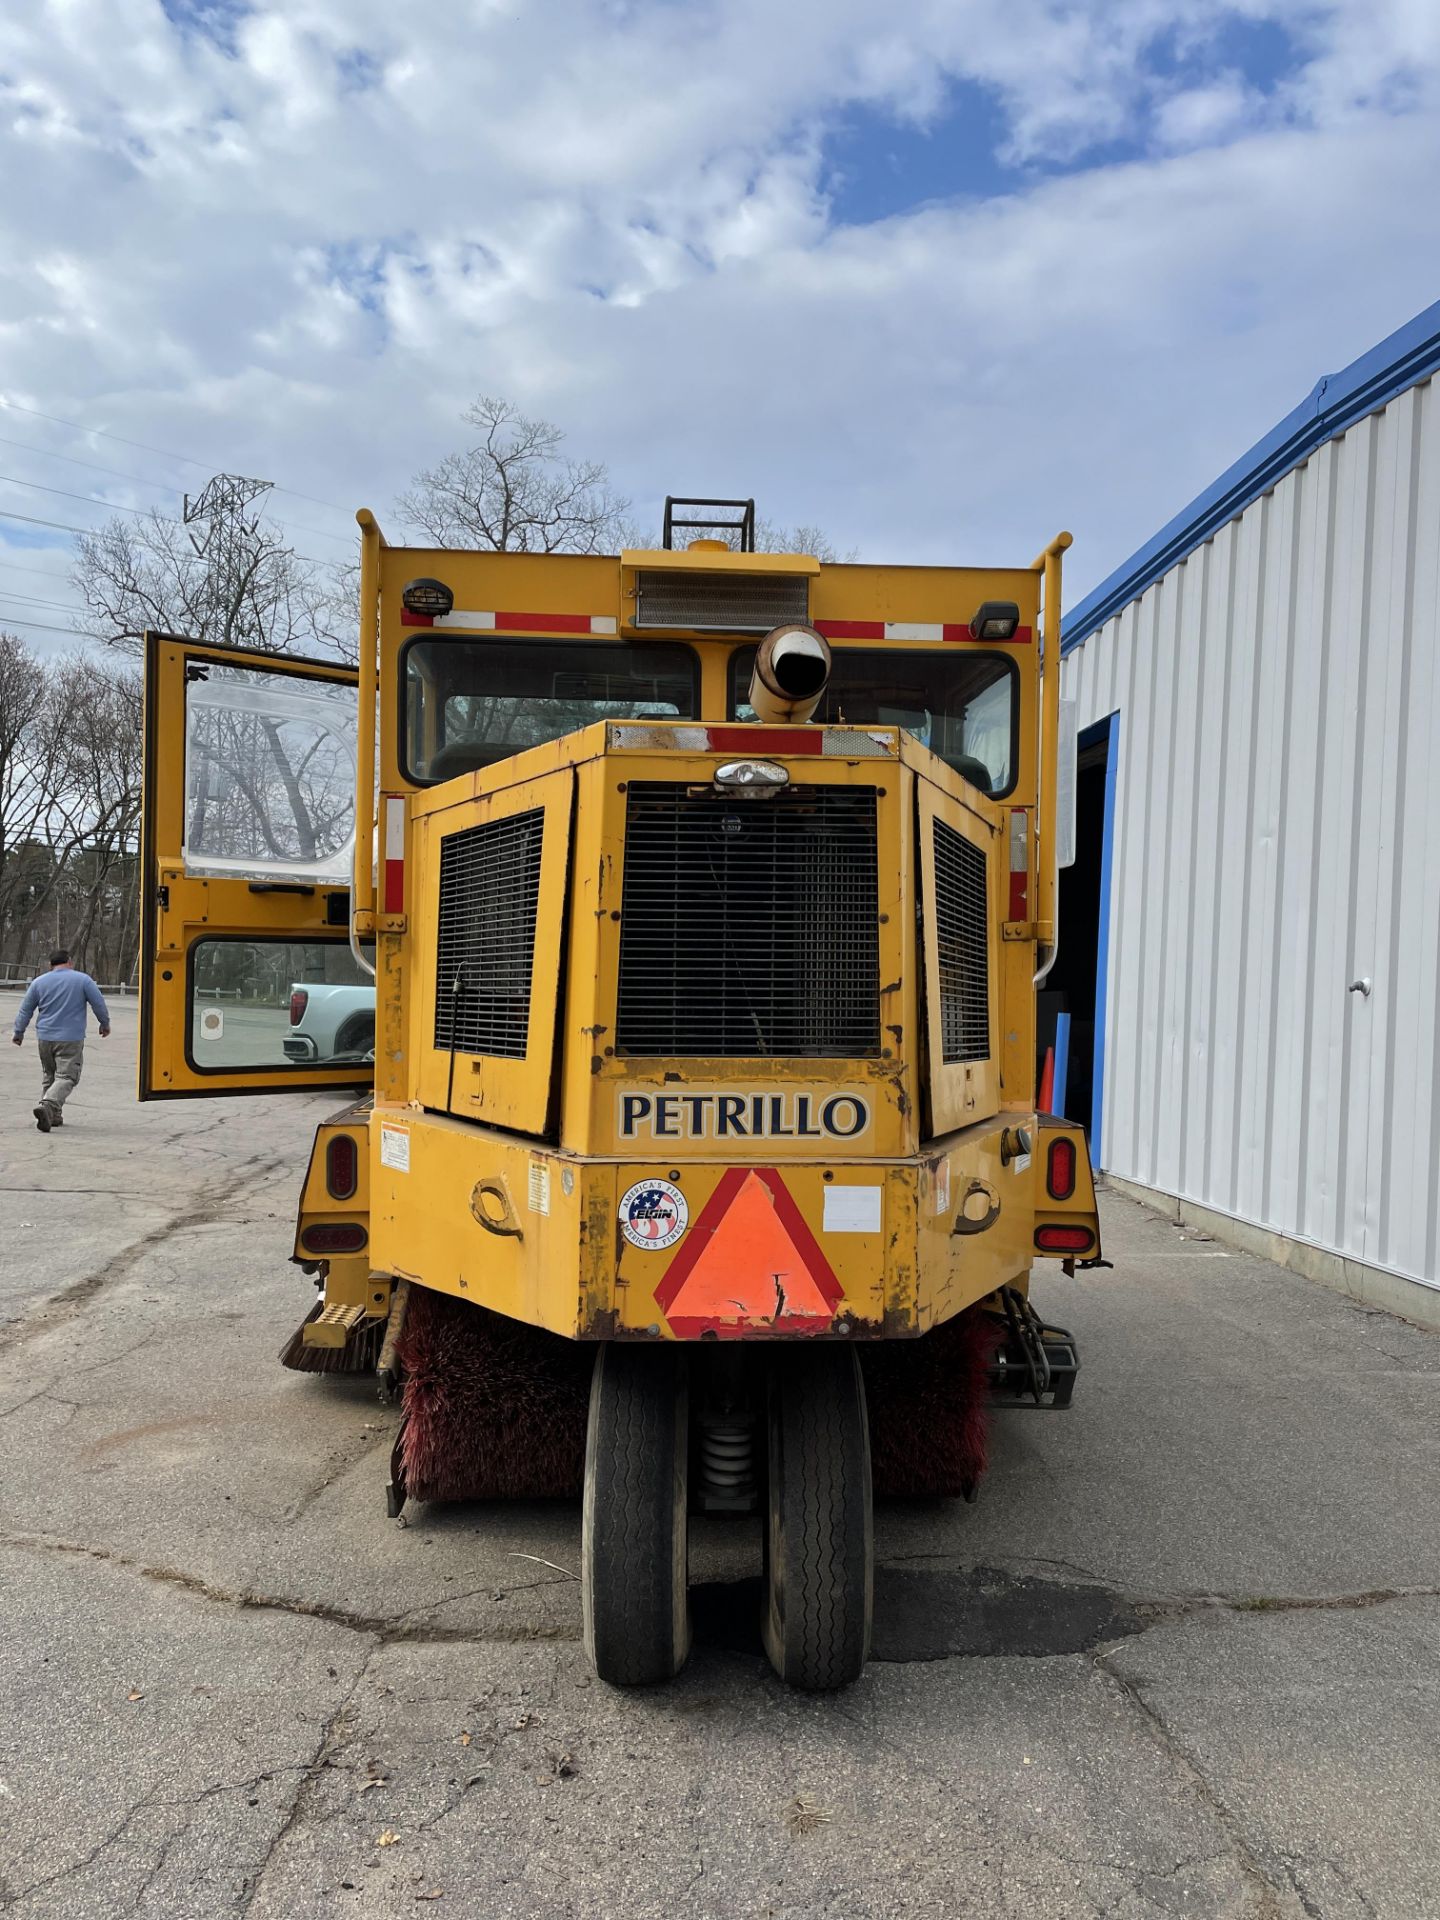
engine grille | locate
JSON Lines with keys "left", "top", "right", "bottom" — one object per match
{"left": 933, "top": 819, "right": 990, "bottom": 1063}
{"left": 633, "top": 569, "right": 809, "bottom": 632}
{"left": 433, "top": 808, "right": 544, "bottom": 1059}
{"left": 616, "top": 783, "right": 880, "bottom": 1057}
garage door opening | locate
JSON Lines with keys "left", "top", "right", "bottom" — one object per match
{"left": 1040, "top": 713, "right": 1118, "bottom": 1159}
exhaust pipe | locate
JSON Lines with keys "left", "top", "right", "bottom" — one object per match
{"left": 748, "top": 623, "right": 832, "bottom": 725}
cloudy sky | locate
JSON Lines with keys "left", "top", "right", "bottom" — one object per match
{"left": 2, "top": 0, "right": 1439, "bottom": 653}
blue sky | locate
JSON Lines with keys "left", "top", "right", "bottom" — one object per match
{"left": 1, "top": 0, "right": 1439, "bottom": 655}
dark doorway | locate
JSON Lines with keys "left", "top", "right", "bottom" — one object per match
{"left": 1040, "top": 713, "right": 1118, "bottom": 1157}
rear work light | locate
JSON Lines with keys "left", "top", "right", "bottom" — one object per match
{"left": 1035, "top": 1223, "right": 1093, "bottom": 1253}
{"left": 1046, "top": 1135, "right": 1077, "bottom": 1201}
{"left": 970, "top": 599, "right": 1020, "bottom": 641}
{"left": 325, "top": 1133, "right": 359, "bottom": 1201}
{"left": 299, "top": 1222, "right": 368, "bottom": 1255}
{"left": 289, "top": 988, "right": 308, "bottom": 1026}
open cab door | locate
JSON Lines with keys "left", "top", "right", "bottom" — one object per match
{"left": 139, "top": 633, "right": 372, "bottom": 1100}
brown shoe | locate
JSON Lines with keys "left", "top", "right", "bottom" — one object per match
{"left": 33, "top": 1104, "right": 51, "bottom": 1133}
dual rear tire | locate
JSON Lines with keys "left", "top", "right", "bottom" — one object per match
{"left": 580, "top": 1342, "right": 871, "bottom": 1690}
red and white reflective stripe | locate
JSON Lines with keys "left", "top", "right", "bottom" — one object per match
{"left": 399, "top": 608, "right": 618, "bottom": 635}
{"left": 1008, "top": 807, "right": 1029, "bottom": 921}
{"left": 813, "top": 618, "right": 1032, "bottom": 644}
{"left": 606, "top": 723, "right": 897, "bottom": 757}
{"left": 382, "top": 796, "right": 405, "bottom": 914}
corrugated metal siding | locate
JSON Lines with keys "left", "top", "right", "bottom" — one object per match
{"left": 1066, "top": 376, "right": 1440, "bottom": 1293}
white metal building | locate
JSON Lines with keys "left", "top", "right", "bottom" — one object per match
{"left": 1057, "top": 300, "right": 1440, "bottom": 1327}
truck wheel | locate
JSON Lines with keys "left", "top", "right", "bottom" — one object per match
{"left": 762, "top": 1346, "right": 873, "bottom": 1690}
{"left": 582, "top": 1344, "right": 690, "bottom": 1685}
{"left": 334, "top": 1013, "right": 375, "bottom": 1056}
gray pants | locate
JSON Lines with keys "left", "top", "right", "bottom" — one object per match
{"left": 38, "top": 1039, "right": 84, "bottom": 1113}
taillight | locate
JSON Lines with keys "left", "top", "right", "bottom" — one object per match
{"left": 1035, "top": 1223, "right": 1093, "bottom": 1253}
{"left": 326, "top": 1134, "right": 359, "bottom": 1200}
{"left": 289, "top": 989, "right": 308, "bottom": 1026}
{"left": 299, "top": 1222, "right": 368, "bottom": 1255}
{"left": 1046, "top": 1136, "right": 1077, "bottom": 1201}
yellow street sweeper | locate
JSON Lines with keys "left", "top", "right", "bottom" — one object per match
{"left": 138, "top": 496, "right": 1101, "bottom": 1690}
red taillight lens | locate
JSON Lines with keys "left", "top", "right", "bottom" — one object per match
{"left": 299, "top": 1222, "right": 368, "bottom": 1255}
{"left": 1035, "top": 1223, "right": 1093, "bottom": 1253}
{"left": 1046, "top": 1136, "right": 1077, "bottom": 1201}
{"left": 289, "top": 989, "right": 308, "bottom": 1026}
{"left": 326, "top": 1133, "right": 359, "bottom": 1201}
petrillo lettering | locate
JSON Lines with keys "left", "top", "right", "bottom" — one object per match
{"left": 618, "top": 1091, "right": 870, "bottom": 1141}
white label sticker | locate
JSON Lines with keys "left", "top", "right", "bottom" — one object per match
{"left": 618, "top": 1178, "right": 689, "bottom": 1251}
{"left": 823, "top": 1185, "right": 882, "bottom": 1233}
{"left": 198, "top": 1007, "right": 223, "bottom": 1041}
{"left": 932, "top": 1160, "right": 951, "bottom": 1216}
{"left": 380, "top": 1124, "right": 410, "bottom": 1173}
{"left": 1011, "top": 1152, "right": 1031, "bottom": 1174}
{"left": 528, "top": 1160, "right": 551, "bottom": 1216}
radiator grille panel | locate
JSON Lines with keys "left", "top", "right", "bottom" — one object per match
{"left": 433, "top": 809, "right": 543, "bottom": 1059}
{"left": 616, "top": 783, "right": 879, "bottom": 1057}
{"left": 933, "top": 819, "right": 990, "bottom": 1064}
{"left": 633, "top": 570, "right": 809, "bottom": 632}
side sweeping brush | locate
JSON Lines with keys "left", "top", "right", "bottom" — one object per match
{"left": 392, "top": 1284, "right": 592, "bottom": 1504}
{"left": 383, "top": 1285, "right": 998, "bottom": 1511}
{"left": 278, "top": 1301, "right": 387, "bottom": 1375}
{"left": 860, "top": 1305, "right": 998, "bottom": 1500}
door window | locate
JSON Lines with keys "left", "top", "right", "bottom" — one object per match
{"left": 184, "top": 664, "right": 356, "bottom": 882}
{"left": 189, "top": 938, "right": 374, "bottom": 1073}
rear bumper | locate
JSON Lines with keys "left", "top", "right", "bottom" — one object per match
{"left": 365, "top": 1106, "right": 1101, "bottom": 1341}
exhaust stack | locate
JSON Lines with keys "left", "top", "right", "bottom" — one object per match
{"left": 749, "top": 623, "right": 832, "bottom": 725}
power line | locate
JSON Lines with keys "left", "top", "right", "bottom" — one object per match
{"left": 0, "top": 614, "right": 96, "bottom": 642}
{"left": 0, "top": 395, "right": 349, "bottom": 514}
{"left": 0, "top": 557, "right": 75, "bottom": 582}
{"left": 0, "top": 504, "right": 342, "bottom": 570}
{"left": 0, "top": 431, "right": 180, "bottom": 495}
{"left": 0, "top": 507, "right": 94, "bottom": 536}
{"left": 0, "top": 591, "right": 82, "bottom": 612}
{"left": 0, "top": 472, "right": 154, "bottom": 518}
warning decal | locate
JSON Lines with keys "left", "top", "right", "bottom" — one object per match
{"left": 653, "top": 1167, "right": 843, "bottom": 1338}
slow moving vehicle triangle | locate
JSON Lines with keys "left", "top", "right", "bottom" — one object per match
{"left": 653, "top": 1166, "right": 843, "bottom": 1337}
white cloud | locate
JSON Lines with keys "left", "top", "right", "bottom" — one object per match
{"left": 0, "top": 0, "right": 1438, "bottom": 658}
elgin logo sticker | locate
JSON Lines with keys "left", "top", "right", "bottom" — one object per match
{"left": 618, "top": 1178, "right": 689, "bottom": 1252}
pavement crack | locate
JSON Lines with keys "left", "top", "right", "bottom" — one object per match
{"left": 0, "top": 1151, "right": 293, "bottom": 1364}
{"left": 0, "top": 1531, "right": 562, "bottom": 1646}
{"left": 1092, "top": 1649, "right": 1304, "bottom": 1917}
{"left": 238, "top": 1657, "right": 377, "bottom": 1915}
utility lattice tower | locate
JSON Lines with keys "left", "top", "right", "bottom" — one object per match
{"left": 183, "top": 472, "right": 274, "bottom": 645}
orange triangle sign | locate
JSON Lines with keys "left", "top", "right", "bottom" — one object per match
{"left": 654, "top": 1167, "right": 843, "bottom": 1338}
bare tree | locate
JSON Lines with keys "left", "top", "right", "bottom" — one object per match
{"left": 72, "top": 509, "right": 354, "bottom": 659}
{"left": 398, "top": 396, "right": 636, "bottom": 553}
{"left": 50, "top": 660, "right": 143, "bottom": 977}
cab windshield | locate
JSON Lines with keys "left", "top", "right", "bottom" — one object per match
{"left": 403, "top": 637, "right": 698, "bottom": 784}
{"left": 728, "top": 646, "right": 1018, "bottom": 796}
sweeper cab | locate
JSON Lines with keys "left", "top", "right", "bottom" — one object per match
{"left": 137, "top": 495, "right": 1102, "bottom": 1690}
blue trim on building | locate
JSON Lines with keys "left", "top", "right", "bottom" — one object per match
{"left": 1063, "top": 297, "right": 1440, "bottom": 653}
{"left": 1052, "top": 1011, "right": 1071, "bottom": 1119}
{"left": 1082, "top": 711, "right": 1121, "bottom": 1161}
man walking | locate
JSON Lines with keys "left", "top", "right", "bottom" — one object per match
{"left": 11, "top": 950, "right": 111, "bottom": 1132}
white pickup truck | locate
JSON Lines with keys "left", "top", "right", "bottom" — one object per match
{"left": 283, "top": 982, "right": 375, "bottom": 1064}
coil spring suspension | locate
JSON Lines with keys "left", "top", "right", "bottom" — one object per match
{"left": 698, "top": 1415, "right": 756, "bottom": 1511}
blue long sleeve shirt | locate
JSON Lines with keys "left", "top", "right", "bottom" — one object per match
{"left": 13, "top": 969, "right": 110, "bottom": 1043}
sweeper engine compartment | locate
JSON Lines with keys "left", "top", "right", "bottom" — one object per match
{"left": 139, "top": 500, "right": 1101, "bottom": 1695}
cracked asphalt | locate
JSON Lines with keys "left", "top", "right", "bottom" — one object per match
{"left": 2, "top": 999, "right": 1439, "bottom": 1918}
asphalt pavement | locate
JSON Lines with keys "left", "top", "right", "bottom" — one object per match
{"left": 2, "top": 997, "right": 1438, "bottom": 1918}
